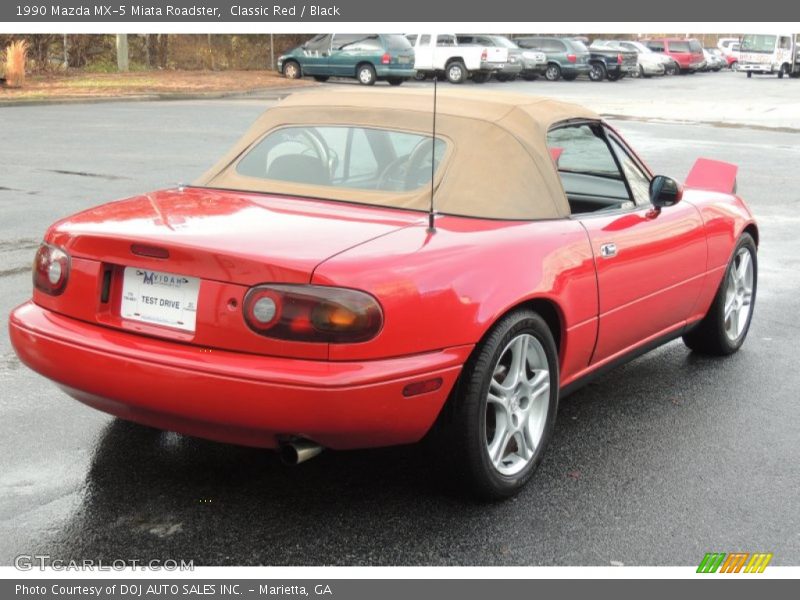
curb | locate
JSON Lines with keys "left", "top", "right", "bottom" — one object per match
{"left": 0, "top": 82, "right": 317, "bottom": 108}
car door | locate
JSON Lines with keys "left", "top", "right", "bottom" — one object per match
{"left": 330, "top": 34, "right": 380, "bottom": 76}
{"left": 299, "top": 34, "right": 332, "bottom": 75}
{"left": 413, "top": 34, "right": 433, "bottom": 70}
{"left": 547, "top": 121, "right": 707, "bottom": 364}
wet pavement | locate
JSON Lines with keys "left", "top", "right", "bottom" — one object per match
{"left": 1, "top": 79, "right": 799, "bottom": 565}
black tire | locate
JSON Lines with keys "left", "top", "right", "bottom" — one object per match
{"left": 356, "top": 63, "right": 376, "bottom": 86}
{"left": 665, "top": 62, "right": 679, "bottom": 76}
{"left": 730, "top": 60, "right": 739, "bottom": 71}
{"left": 387, "top": 77, "right": 404, "bottom": 86}
{"left": 544, "top": 63, "right": 562, "bottom": 81}
{"left": 588, "top": 62, "right": 607, "bottom": 81}
{"left": 445, "top": 60, "right": 467, "bottom": 84}
{"left": 778, "top": 64, "right": 788, "bottom": 79}
{"left": 683, "top": 233, "right": 757, "bottom": 356}
{"left": 471, "top": 71, "right": 490, "bottom": 84}
{"left": 282, "top": 60, "right": 302, "bottom": 80}
{"left": 632, "top": 64, "right": 643, "bottom": 78}
{"left": 607, "top": 72, "right": 623, "bottom": 81}
{"left": 561, "top": 72, "right": 578, "bottom": 81}
{"left": 413, "top": 71, "right": 428, "bottom": 81}
{"left": 521, "top": 72, "right": 539, "bottom": 81}
{"left": 312, "top": 75, "right": 329, "bottom": 82}
{"left": 446, "top": 310, "right": 559, "bottom": 499}
{"left": 494, "top": 73, "right": 511, "bottom": 82}
{"left": 747, "top": 71, "right": 753, "bottom": 78}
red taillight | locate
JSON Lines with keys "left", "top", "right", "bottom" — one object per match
{"left": 617, "top": 53, "right": 624, "bottom": 63}
{"left": 33, "top": 243, "right": 70, "bottom": 296}
{"left": 567, "top": 53, "right": 577, "bottom": 63}
{"left": 481, "top": 48, "right": 488, "bottom": 61}
{"left": 243, "top": 284, "right": 383, "bottom": 343}
{"left": 381, "top": 52, "right": 391, "bottom": 64}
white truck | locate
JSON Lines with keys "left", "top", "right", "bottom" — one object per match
{"left": 406, "top": 33, "right": 509, "bottom": 84}
{"left": 738, "top": 33, "right": 798, "bottom": 78}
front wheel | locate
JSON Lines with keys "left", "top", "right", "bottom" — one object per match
{"left": 448, "top": 310, "right": 559, "bottom": 499}
{"left": 683, "top": 233, "right": 757, "bottom": 355}
{"left": 356, "top": 63, "right": 376, "bottom": 86}
{"left": 665, "top": 62, "right": 679, "bottom": 76}
{"left": 747, "top": 71, "right": 753, "bottom": 78}
{"left": 282, "top": 60, "right": 302, "bottom": 80}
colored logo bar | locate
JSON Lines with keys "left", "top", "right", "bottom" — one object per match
{"left": 697, "top": 552, "right": 773, "bottom": 573}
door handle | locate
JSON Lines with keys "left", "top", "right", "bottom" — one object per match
{"left": 599, "top": 243, "right": 617, "bottom": 258}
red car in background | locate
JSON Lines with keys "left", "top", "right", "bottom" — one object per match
{"left": 8, "top": 90, "right": 758, "bottom": 498}
{"left": 644, "top": 37, "right": 706, "bottom": 73}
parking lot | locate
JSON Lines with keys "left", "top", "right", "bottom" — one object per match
{"left": 1, "top": 71, "right": 799, "bottom": 566}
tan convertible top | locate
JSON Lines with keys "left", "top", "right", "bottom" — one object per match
{"left": 195, "top": 88, "right": 600, "bottom": 220}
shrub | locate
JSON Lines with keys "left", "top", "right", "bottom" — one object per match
{"left": 5, "top": 40, "right": 28, "bottom": 87}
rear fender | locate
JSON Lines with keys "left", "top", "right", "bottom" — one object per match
{"left": 685, "top": 158, "right": 738, "bottom": 194}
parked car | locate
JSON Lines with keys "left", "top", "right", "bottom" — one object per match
{"left": 704, "top": 48, "right": 727, "bottom": 71}
{"left": 585, "top": 41, "right": 640, "bottom": 80}
{"left": 514, "top": 36, "right": 591, "bottom": 81}
{"left": 457, "top": 35, "right": 546, "bottom": 81}
{"left": 618, "top": 40, "right": 678, "bottom": 76}
{"left": 717, "top": 37, "right": 740, "bottom": 54}
{"left": 406, "top": 33, "right": 508, "bottom": 83}
{"left": 643, "top": 38, "right": 706, "bottom": 73}
{"left": 9, "top": 89, "right": 759, "bottom": 499}
{"left": 277, "top": 34, "right": 415, "bottom": 86}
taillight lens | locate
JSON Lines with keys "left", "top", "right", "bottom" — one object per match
{"left": 481, "top": 48, "right": 488, "bottom": 61}
{"left": 617, "top": 53, "right": 624, "bottom": 63}
{"left": 567, "top": 53, "right": 577, "bottom": 63}
{"left": 243, "top": 284, "right": 383, "bottom": 343}
{"left": 33, "top": 243, "right": 70, "bottom": 296}
{"left": 381, "top": 52, "right": 391, "bottom": 64}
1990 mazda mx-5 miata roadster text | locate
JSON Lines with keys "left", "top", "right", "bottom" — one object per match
{"left": 9, "top": 89, "right": 758, "bottom": 498}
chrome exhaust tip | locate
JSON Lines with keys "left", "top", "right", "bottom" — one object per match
{"left": 279, "top": 440, "right": 323, "bottom": 465}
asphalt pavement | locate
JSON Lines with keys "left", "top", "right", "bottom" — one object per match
{"left": 1, "top": 72, "right": 799, "bottom": 566}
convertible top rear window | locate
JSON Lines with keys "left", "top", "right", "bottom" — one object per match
{"left": 236, "top": 126, "right": 447, "bottom": 193}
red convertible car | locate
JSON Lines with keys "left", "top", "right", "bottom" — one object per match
{"left": 9, "top": 90, "right": 758, "bottom": 498}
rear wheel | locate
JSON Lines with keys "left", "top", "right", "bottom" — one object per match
{"left": 544, "top": 63, "right": 562, "bottom": 81}
{"left": 356, "top": 63, "right": 376, "bottom": 85}
{"left": 282, "top": 60, "right": 302, "bottom": 80}
{"left": 387, "top": 77, "right": 404, "bottom": 86}
{"left": 471, "top": 71, "right": 491, "bottom": 84}
{"left": 747, "top": 71, "right": 753, "bottom": 78}
{"left": 683, "top": 234, "right": 757, "bottom": 356}
{"left": 632, "top": 64, "right": 643, "bottom": 78}
{"left": 665, "top": 62, "right": 679, "bottom": 76}
{"left": 588, "top": 62, "right": 607, "bottom": 81}
{"left": 312, "top": 75, "right": 329, "bottom": 82}
{"left": 445, "top": 61, "right": 467, "bottom": 84}
{"left": 521, "top": 72, "right": 539, "bottom": 81}
{"left": 447, "top": 310, "right": 559, "bottom": 499}
{"left": 413, "top": 71, "right": 428, "bottom": 81}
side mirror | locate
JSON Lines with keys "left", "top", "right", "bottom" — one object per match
{"left": 649, "top": 175, "right": 683, "bottom": 208}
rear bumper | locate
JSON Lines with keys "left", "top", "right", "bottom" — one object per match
{"left": 9, "top": 302, "right": 469, "bottom": 450}
{"left": 739, "top": 63, "right": 773, "bottom": 72}
{"left": 374, "top": 66, "right": 417, "bottom": 78}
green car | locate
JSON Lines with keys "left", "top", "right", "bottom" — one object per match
{"left": 278, "top": 34, "right": 416, "bottom": 86}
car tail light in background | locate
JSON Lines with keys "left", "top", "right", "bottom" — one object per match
{"left": 243, "top": 284, "right": 383, "bottom": 343}
{"left": 481, "top": 48, "right": 488, "bottom": 61}
{"left": 617, "top": 53, "right": 624, "bottom": 63}
{"left": 567, "top": 53, "right": 577, "bottom": 63}
{"left": 381, "top": 52, "right": 391, "bottom": 64}
{"left": 33, "top": 243, "right": 70, "bottom": 296}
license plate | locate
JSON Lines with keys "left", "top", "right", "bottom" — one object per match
{"left": 121, "top": 267, "right": 200, "bottom": 332}
{"left": 398, "top": 56, "right": 411, "bottom": 64}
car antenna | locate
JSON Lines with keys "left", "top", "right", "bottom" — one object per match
{"left": 426, "top": 75, "right": 438, "bottom": 234}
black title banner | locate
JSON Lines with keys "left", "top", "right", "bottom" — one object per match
{"left": 3, "top": 0, "right": 800, "bottom": 22}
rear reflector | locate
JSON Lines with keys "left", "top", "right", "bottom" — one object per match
{"left": 402, "top": 378, "right": 443, "bottom": 397}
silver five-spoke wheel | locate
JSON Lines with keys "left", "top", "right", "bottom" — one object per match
{"left": 486, "top": 333, "right": 550, "bottom": 476}
{"left": 723, "top": 247, "right": 754, "bottom": 341}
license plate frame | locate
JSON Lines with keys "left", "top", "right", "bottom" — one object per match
{"left": 120, "top": 267, "right": 200, "bottom": 332}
